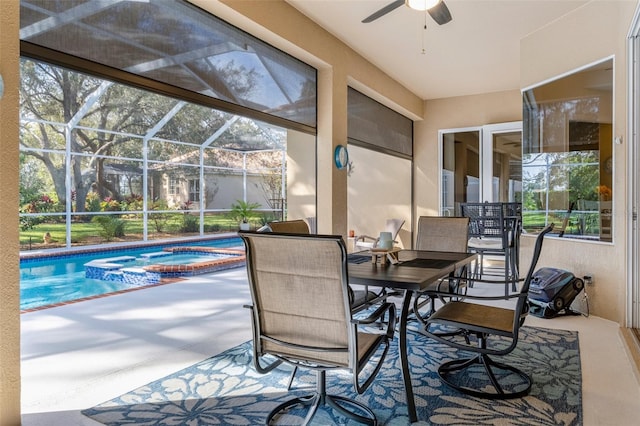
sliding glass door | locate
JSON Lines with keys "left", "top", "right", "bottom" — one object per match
{"left": 440, "top": 122, "right": 522, "bottom": 216}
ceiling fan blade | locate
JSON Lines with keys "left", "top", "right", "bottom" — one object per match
{"left": 428, "top": 1, "right": 452, "bottom": 25}
{"left": 362, "top": 0, "right": 404, "bottom": 23}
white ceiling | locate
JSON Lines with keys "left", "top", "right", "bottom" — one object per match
{"left": 287, "top": 0, "right": 589, "bottom": 100}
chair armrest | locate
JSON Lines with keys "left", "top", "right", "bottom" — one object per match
{"left": 351, "top": 302, "right": 397, "bottom": 339}
{"left": 355, "top": 234, "right": 378, "bottom": 242}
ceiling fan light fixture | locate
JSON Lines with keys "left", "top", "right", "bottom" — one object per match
{"left": 405, "top": 0, "right": 441, "bottom": 12}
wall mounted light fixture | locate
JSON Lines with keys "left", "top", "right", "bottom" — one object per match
{"left": 334, "top": 144, "right": 349, "bottom": 170}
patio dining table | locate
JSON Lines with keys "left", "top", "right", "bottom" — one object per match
{"left": 348, "top": 249, "right": 477, "bottom": 424}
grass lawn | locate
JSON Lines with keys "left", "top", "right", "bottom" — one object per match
{"left": 19, "top": 213, "right": 273, "bottom": 250}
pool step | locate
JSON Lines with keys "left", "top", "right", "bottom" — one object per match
{"left": 139, "top": 252, "right": 172, "bottom": 260}
{"left": 98, "top": 267, "right": 159, "bottom": 286}
{"left": 121, "top": 267, "right": 159, "bottom": 285}
{"left": 84, "top": 256, "right": 136, "bottom": 267}
{"left": 103, "top": 270, "right": 124, "bottom": 282}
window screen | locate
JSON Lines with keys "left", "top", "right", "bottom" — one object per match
{"left": 347, "top": 88, "right": 412, "bottom": 157}
{"left": 20, "top": 0, "right": 317, "bottom": 129}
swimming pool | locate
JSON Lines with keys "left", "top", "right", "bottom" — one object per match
{"left": 20, "top": 237, "right": 244, "bottom": 311}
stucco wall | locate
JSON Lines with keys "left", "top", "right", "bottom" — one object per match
{"left": 0, "top": 0, "right": 22, "bottom": 423}
{"left": 518, "top": 0, "right": 636, "bottom": 322}
{"left": 415, "top": 0, "right": 637, "bottom": 322}
{"left": 286, "top": 130, "right": 317, "bottom": 223}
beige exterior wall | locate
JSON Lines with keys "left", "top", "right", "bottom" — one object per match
{"left": 0, "top": 0, "right": 22, "bottom": 423}
{"left": 416, "top": 0, "right": 637, "bottom": 322}
{"left": 518, "top": 0, "right": 636, "bottom": 323}
{"left": 286, "top": 130, "right": 317, "bottom": 224}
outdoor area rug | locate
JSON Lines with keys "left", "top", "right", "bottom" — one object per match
{"left": 83, "top": 325, "right": 582, "bottom": 425}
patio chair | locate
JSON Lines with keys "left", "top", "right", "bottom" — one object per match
{"left": 423, "top": 224, "right": 554, "bottom": 399}
{"left": 259, "top": 219, "right": 378, "bottom": 312}
{"left": 354, "top": 218, "right": 405, "bottom": 251}
{"left": 460, "top": 202, "right": 521, "bottom": 297}
{"left": 239, "top": 231, "right": 396, "bottom": 425}
{"left": 411, "top": 216, "right": 470, "bottom": 326}
{"left": 266, "top": 219, "right": 311, "bottom": 234}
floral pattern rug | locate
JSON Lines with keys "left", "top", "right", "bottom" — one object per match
{"left": 83, "top": 325, "right": 581, "bottom": 425}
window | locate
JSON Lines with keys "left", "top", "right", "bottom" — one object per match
{"left": 189, "top": 179, "right": 200, "bottom": 202}
{"left": 19, "top": 0, "right": 318, "bottom": 250}
{"left": 347, "top": 88, "right": 413, "bottom": 248}
{"left": 347, "top": 88, "right": 412, "bottom": 156}
{"left": 439, "top": 123, "right": 521, "bottom": 216}
{"left": 168, "top": 177, "right": 179, "bottom": 196}
{"left": 522, "top": 58, "right": 613, "bottom": 241}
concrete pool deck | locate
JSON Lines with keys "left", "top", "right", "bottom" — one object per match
{"left": 21, "top": 267, "right": 253, "bottom": 425}
{"left": 20, "top": 267, "right": 640, "bottom": 426}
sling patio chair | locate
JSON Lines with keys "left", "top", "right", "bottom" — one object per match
{"left": 422, "top": 224, "right": 554, "bottom": 399}
{"left": 460, "top": 202, "right": 521, "bottom": 297}
{"left": 265, "top": 219, "right": 311, "bottom": 234}
{"left": 258, "top": 219, "right": 381, "bottom": 312}
{"left": 411, "top": 216, "right": 470, "bottom": 326}
{"left": 354, "top": 218, "right": 405, "bottom": 251}
{"left": 239, "top": 231, "right": 396, "bottom": 425}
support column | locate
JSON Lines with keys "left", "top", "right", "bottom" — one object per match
{"left": 0, "top": 0, "right": 22, "bottom": 424}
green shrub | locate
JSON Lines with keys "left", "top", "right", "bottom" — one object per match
{"left": 203, "top": 223, "right": 221, "bottom": 233}
{"left": 181, "top": 214, "right": 199, "bottom": 233}
{"left": 149, "top": 199, "right": 170, "bottom": 232}
{"left": 85, "top": 192, "right": 101, "bottom": 212}
{"left": 228, "top": 200, "right": 261, "bottom": 224}
{"left": 92, "top": 215, "right": 126, "bottom": 241}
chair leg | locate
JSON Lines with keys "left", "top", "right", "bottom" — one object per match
{"left": 267, "top": 393, "right": 319, "bottom": 426}
{"left": 326, "top": 395, "right": 377, "bottom": 426}
{"left": 267, "top": 370, "right": 377, "bottom": 425}
{"left": 411, "top": 293, "right": 433, "bottom": 327}
{"left": 510, "top": 247, "right": 519, "bottom": 292}
{"left": 437, "top": 352, "right": 531, "bottom": 399}
{"left": 436, "top": 333, "right": 531, "bottom": 399}
{"left": 286, "top": 366, "right": 297, "bottom": 390}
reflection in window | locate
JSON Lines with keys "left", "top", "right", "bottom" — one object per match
{"left": 441, "top": 130, "right": 480, "bottom": 216}
{"left": 522, "top": 59, "right": 613, "bottom": 241}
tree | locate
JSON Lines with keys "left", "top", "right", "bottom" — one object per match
{"left": 21, "top": 59, "right": 173, "bottom": 211}
{"left": 19, "top": 56, "right": 276, "bottom": 222}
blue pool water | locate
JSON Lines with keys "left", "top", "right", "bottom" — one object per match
{"left": 20, "top": 238, "right": 243, "bottom": 311}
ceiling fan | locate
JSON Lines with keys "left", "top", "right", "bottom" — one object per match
{"left": 362, "top": 0, "right": 452, "bottom": 25}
